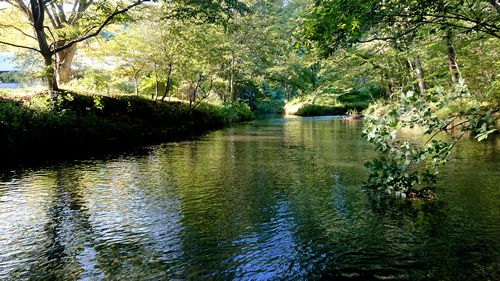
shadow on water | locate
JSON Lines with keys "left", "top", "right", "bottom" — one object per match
{"left": 0, "top": 116, "right": 499, "bottom": 280}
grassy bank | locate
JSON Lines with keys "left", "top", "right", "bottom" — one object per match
{"left": 284, "top": 88, "right": 379, "bottom": 116}
{"left": 0, "top": 90, "right": 254, "bottom": 166}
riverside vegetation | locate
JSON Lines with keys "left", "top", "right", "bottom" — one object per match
{"left": 0, "top": 90, "right": 253, "bottom": 165}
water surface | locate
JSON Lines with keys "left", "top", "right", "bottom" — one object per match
{"left": 1, "top": 116, "right": 499, "bottom": 280}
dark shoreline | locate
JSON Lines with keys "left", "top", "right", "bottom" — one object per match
{"left": 0, "top": 91, "right": 254, "bottom": 170}
{"left": 0, "top": 127, "right": 221, "bottom": 170}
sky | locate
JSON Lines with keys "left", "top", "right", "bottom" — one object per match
{"left": 0, "top": 52, "right": 15, "bottom": 71}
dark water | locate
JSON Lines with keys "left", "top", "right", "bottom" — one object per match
{"left": 1, "top": 116, "right": 499, "bottom": 280}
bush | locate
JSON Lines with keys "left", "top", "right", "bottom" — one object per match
{"left": 295, "top": 104, "right": 347, "bottom": 116}
{"left": 363, "top": 81, "right": 498, "bottom": 198}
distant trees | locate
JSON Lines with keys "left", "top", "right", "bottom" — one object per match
{"left": 0, "top": 0, "right": 249, "bottom": 92}
{"left": 85, "top": 0, "right": 318, "bottom": 108}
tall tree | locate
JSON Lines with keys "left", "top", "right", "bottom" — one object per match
{"left": 0, "top": 0, "right": 150, "bottom": 91}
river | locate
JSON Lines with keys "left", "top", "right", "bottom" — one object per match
{"left": 1, "top": 116, "right": 499, "bottom": 280}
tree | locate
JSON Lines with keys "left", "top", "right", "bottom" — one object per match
{"left": 0, "top": 0, "right": 150, "bottom": 92}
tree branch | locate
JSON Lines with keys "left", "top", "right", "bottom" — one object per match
{"left": 52, "top": 0, "right": 149, "bottom": 54}
{"left": 70, "top": 0, "right": 94, "bottom": 24}
{"left": 358, "top": 23, "right": 424, "bottom": 44}
{"left": 68, "top": 0, "right": 80, "bottom": 23}
{"left": 6, "top": 0, "right": 32, "bottom": 19}
{"left": 55, "top": 2, "right": 67, "bottom": 23}
{"left": 0, "top": 40, "right": 40, "bottom": 52}
{"left": 385, "top": 11, "right": 500, "bottom": 38}
{"left": 44, "top": 5, "right": 59, "bottom": 28}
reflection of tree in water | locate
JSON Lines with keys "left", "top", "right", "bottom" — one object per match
{"left": 317, "top": 195, "right": 447, "bottom": 280}
{"left": 23, "top": 161, "right": 184, "bottom": 280}
{"left": 171, "top": 128, "right": 286, "bottom": 279}
{"left": 324, "top": 192, "right": 499, "bottom": 281}
{"left": 25, "top": 168, "right": 93, "bottom": 279}
{"left": 84, "top": 159, "right": 183, "bottom": 280}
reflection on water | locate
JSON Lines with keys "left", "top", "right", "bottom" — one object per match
{"left": 0, "top": 116, "right": 499, "bottom": 280}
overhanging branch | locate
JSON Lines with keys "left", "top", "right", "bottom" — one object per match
{"left": 52, "top": 0, "right": 150, "bottom": 54}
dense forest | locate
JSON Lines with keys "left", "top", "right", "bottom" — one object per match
{"left": 0, "top": 0, "right": 498, "bottom": 196}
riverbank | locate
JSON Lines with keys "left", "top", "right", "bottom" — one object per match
{"left": 284, "top": 89, "right": 378, "bottom": 116}
{"left": 0, "top": 90, "right": 254, "bottom": 167}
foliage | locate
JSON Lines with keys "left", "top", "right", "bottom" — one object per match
{"left": 0, "top": 0, "right": 498, "bottom": 181}
{"left": 363, "top": 80, "right": 497, "bottom": 198}
{"left": 284, "top": 86, "right": 379, "bottom": 116}
{"left": 304, "top": 0, "right": 500, "bottom": 55}
{"left": 68, "top": 68, "right": 113, "bottom": 93}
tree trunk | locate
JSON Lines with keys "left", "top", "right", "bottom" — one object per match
{"left": 406, "top": 58, "right": 417, "bottom": 91}
{"left": 152, "top": 63, "right": 158, "bottom": 100}
{"left": 188, "top": 85, "right": 194, "bottom": 109}
{"left": 310, "top": 61, "right": 320, "bottom": 91}
{"left": 413, "top": 52, "right": 426, "bottom": 94}
{"left": 161, "top": 76, "right": 172, "bottom": 102}
{"left": 229, "top": 53, "right": 235, "bottom": 102}
{"left": 189, "top": 75, "right": 203, "bottom": 110}
{"left": 161, "top": 64, "right": 173, "bottom": 102}
{"left": 383, "top": 72, "right": 394, "bottom": 101}
{"left": 31, "top": 0, "right": 59, "bottom": 93}
{"left": 154, "top": 80, "right": 159, "bottom": 101}
{"left": 44, "top": 54, "right": 59, "bottom": 92}
{"left": 445, "top": 30, "right": 460, "bottom": 84}
{"left": 133, "top": 77, "right": 139, "bottom": 96}
{"left": 55, "top": 43, "right": 77, "bottom": 84}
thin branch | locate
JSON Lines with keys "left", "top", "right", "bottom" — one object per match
{"left": 55, "top": 2, "right": 67, "bottom": 23}
{"left": 47, "top": 3, "right": 62, "bottom": 27}
{"left": 449, "top": 130, "right": 467, "bottom": 151}
{"left": 358, "top": 23, "right": 424, "bottom": 44}
{"left": 0, "top": 24, "right": 37, "bottom": 40}
{"left": 68, "top": 0, "right": 79, "bottom": 23}
{"left": 70, "top": 0, "right": 94, "bottom": 24}
{"left": 0, "top": 40, "right": 40, "bottom": 52}
{"left": 6, "top": 0, "right": 32, "bottom": 19}
{"left": 354, "top": 52, "right": 386, "bottom": 70}
{"left": 44, "top": 26, "right": 56, "bottom": 46}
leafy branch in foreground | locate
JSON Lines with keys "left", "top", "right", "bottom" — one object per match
{"left": 362, "top": 80, "right": 497, "bottom": 199}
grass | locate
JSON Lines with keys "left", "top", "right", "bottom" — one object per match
{"left": 0, "top": 89, "right": 254, "bottom": 166}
